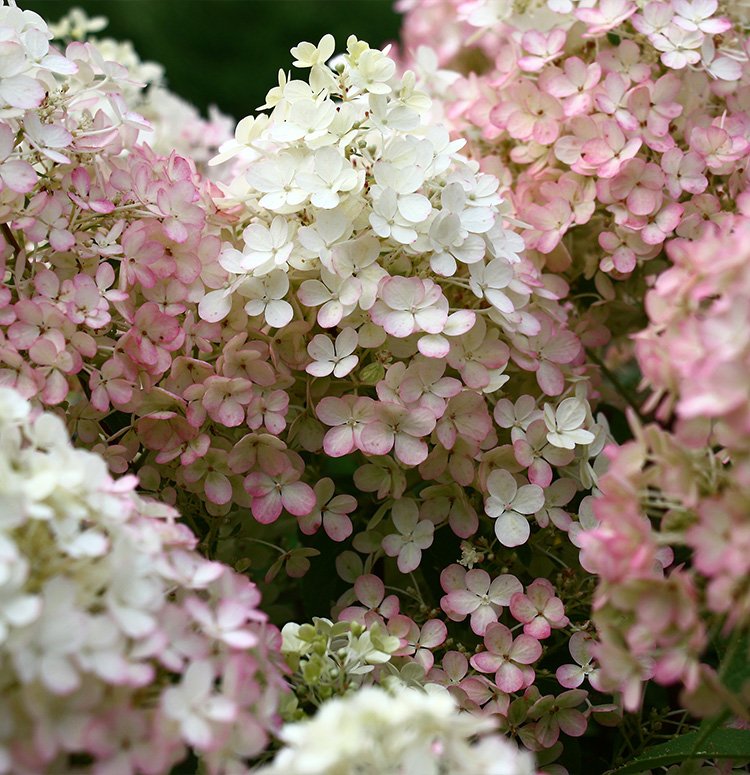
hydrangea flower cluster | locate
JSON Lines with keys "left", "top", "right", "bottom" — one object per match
{"left": 279, "top": 616, "right": 405, "bottom": 713}
{"left": 399, "top": 0, "right": 750, "bottom": 277}
{"left": 0, "top": 387, "right": 285, "bottom": 774}
{"left": 397, "top": 0, "right": 750, "bottom": 767}
{"left": 0, "top": 2, "right": 605, "bottom": 769}
{"left": 581, "top": 217, "right": 750, "bottom": 717}
{"left": 5, "top": 0, "right": 750, "bottom": 770}
{"left": 259, "top": 684, "right": 536, "bottom": 775}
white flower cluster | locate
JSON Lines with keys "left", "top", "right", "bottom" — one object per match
{"left": 0, "top": 2, "right": 76, "bottom": 117}
{"left": 259, "top": 684, "right": 536, "bottom": 775}
{"left": 280, "top": 617, "right": 418, "bottom": 714}
{"left": 46, "top": 6, "right": 233, "bottom": 165}
{"left": 200, "top": 34, "right": 534, "bottom": 360}
{"left": 0, "top": 387, "right": 284, "bottom": 774}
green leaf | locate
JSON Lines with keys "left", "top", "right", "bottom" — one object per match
{"left": 721, "top": 631, "right": 750, "bottom": 695}
{"left": 610, "top": 729, "right": 750, "bottom": 774}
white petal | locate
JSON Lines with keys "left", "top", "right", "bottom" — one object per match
{"left": 265, "top": 299, "right": 293, "bottom": 328}
{"left": 333, "top": 354, "right": 358, "bottom": 378}
{"left": 494, "top": 511, "right": 531, "bottom": 547}
{"left": 512, "top": 484, "right": 546, "bottom": 515}
{"left": 307, "top": 334, "right": 336, "bottom": 361}
{"left": 487, "top": 469, "right": 517, "bottom": 504}
{"left": 556, "top": 397, "right": 587, "bottom": 431}
{"left": 335, "top": 327, "right": 359, "bottom": 357}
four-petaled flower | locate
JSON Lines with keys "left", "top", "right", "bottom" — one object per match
{"left": 470, "top": 622, "right": 542, "bottom": 693}
{"left": 382, "top": 499, "right": 435, "bottom": 573}
{"left": 485, "top": 469, "right": 545, "bottom": 547}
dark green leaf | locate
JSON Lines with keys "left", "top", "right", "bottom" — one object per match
{"left": 610, "top": 729, "right": 750, "bottom": 774}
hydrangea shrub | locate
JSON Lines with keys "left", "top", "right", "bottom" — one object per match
{"left": 1, "top": 0, "right": 750, "bottom": 772}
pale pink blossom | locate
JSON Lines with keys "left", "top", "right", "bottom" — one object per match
{"left": 441, "top": 568, "right": 522, "bottom": 635}
{"left": 360, "top": 402, "right": 437, "bottom": 465}
{"left": 382, "top": 499, "right": 435, "bottom": 573}
{"left": 470, "top": 622, "right": 542, "bottom": 693}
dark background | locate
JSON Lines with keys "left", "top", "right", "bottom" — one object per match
{"left": 25, "top": 0, "right": 403, "bottom": 121}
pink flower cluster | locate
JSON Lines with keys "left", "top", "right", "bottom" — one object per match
{"left": 395, "top": 0, "right": 750, "bottom": 761}
{"left": 0, "top": 387, "right": 285, "bottom": 774}
{"left": 0, "top": 9, "right": 612, "bottom": 768}
{"left": 581, "top": 218, "right": 750, "bottom": 712}
{"left": 400, "top": 0, "right": 750, "bottom": 276}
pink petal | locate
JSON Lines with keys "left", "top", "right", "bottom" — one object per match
{"left": 251, "top": 490, "right": 282, "bottom": 524}
{"left": 443, "top": 590, "right": 481, "bottom": 616}
{"left": 420, "top": 619, "right": 447, "bottom": 649}
{"left": 360, "top": 422, "right": 395, "bottom": 456}
{"left": 470, "top": 652, "right": 504, "bottom": 674}
{"left": 354, "top": 574, "right": 385, "bottom": 608}
{"left": 484, "top": 622, "right": 512, "bottom": 655}
{"left": 470, "top": 605, "right": 499, "bottom": 636}
{"left": 394, "top": 433, "right": 428, "bottom": 465}
{"left": 383, "top": 310, "right": 416, "bottom": 338}
{"left": 397, "top": 543, "right": 421, "bottom": 573}
{"left": 323, "top": 425, "right": 356, "bottom": 457}
{"left": 465, "top": 569, "right": 491, "bottom": 596}
{"left": 281, "top": 482, "right": 316, "bottom": 516}
{"left": 323, "top": 511, "right": 353, "bottom": 541}
{"left": 205, "top": 472, "right": 232, "bottom": 505}
{"left": 558, "top": 709, "right": 587, "bottom": 737}
{"left": 495, "top": 662, "right": 525, "bottom": 693}
{"left": 510, "top": 634, "right": 543, "bottom": 664}
{"left": 1, "top": 160, "right": 37, "bottom": 193}
{"left": 556, "top": 664, "right": 585, "bottom": 689}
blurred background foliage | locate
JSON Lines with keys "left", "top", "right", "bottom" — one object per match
{"left": 25, "top": 1, "right": 403, "bottom": 120}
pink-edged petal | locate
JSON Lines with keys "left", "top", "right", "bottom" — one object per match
{"left": 488, "top": 574, "right": 523, "bottom": 606}
{"left": 440, "top": 564, "right": 466, "bottom": 593}
{"left": 382, "top": 534, "right": 404, "bottom": 558}
{"left": 250, "top": 490, "right": 283, "bottom": 524}
{"left": 510, "top": 634, "right": 543, "bottom": 664}
{"left": 449, "top": 503, "right": 478, "bottom": 538}
{"left": 464, "top": 569, "right": 491, "bottom": 596}
{"left": 556, "top": 664, "right": 585, "bottom": 689}
{"left": 316, "top": 397, "right": 349, "bottom": 425}
{"left": 382, "top": 310, "right": 416, "bottom": 338}
{"left": 397, "top": 543, "right": 422, "bottom": 573}
{"left": 354, "top": 574, "right": 385, "bottom": 608}
{"left": 323, "top": 425, "right": 356, "bottom": 457}
{"left": 205, "top": 472, "right": 232, "bottom": 505}
{"left": 537, "top": 361, "right": 564, "bottom": 396}
{"left": 297, "top": 510, "right": 322, "bottom": 536}
{"left": 414, "top": 306, "right": 447, "bottom": 334}
{"left": 359, "top": 422, "right": 395, "bottom": 456}
{"left": 420, "top": 619, "right": 447, "bottom": 648}
{"left": 558, "top": 709, "right": 588, "bottom": 737}
{"left": 470, "top": 605, "right": 499, "bottom": 636}
{"left": 484, "top": 622, "right": 512, "bottom": 654}
{"left": 394, "top": 433, "right": 428, "bottom": 465}
{"left": 323, "top": 511, "right": 353, "bottom": 541}
{"left": 281, "top": 482, "right": 316, "bottom": 516}
{"left": 443, "top": 590, "right": 481, "bottom": 616}
{"left": 510, "top": 593, "right": 538, "bottom": 623}
{"left": 470, "top": 651, "right": 504, "bottom": 674}
{"left": 495, "top": 662, "right": 525, "bottom": 693}
{"left": 418, "top": 334, "right": 450, "bottom": 358}
{"left": 1, "top": 160, "right": 37, "bottom": 193}
{"left": 524, "top": 617, "right": 552, "bottom": 640}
